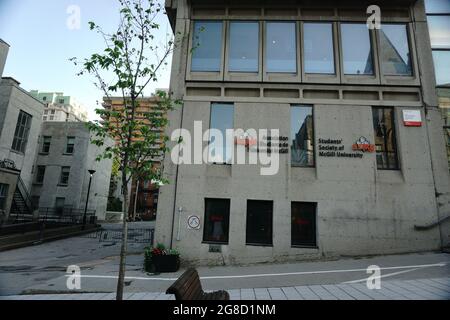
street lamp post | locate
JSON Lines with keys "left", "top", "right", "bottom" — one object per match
{"left": 83, "top": 170, "right": 96, "bottom": 228}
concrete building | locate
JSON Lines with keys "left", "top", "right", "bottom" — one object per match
{"left": 0, "top": 39, "right": 44, "bottom": 220}
{"left": 156, "top": 0, "right": 450, "bottom": 265}
{"left": 30, "top": 90, "right": 89, "bottom": 122}
{"left": 30, "top": 122, "right": 114, "bottom": 221}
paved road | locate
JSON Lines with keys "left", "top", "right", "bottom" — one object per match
{"left": 1, "top": 277, "right": 449, "bottom": 300}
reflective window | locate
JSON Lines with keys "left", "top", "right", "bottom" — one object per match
{"left": 341, "top": 23, "right": 374, "bottom": 75}
{"left": 428, "top": 16, "right": 450, "bottom": 48}
{"left": 229, "top": 22, "right": 259, "bottom": 72}
{"left": 303, "top": 23, "right": 335, "bottom": 74}
{"left": 12, "top": 110, "right": 32, "bottom": 153}
{"left": 191, "top": 21, "right": 223, "bottom": 72}
{"left": 432, "top": 51, "right": 450, "bottom": 85}
{"left": 425, "top": 0, "right": 450, "bottom": 13}
{"left": 292, "top": 202, "right": 317, "bottom": 247}
{"left": 203, "top": 198, "right": 230, "bottom": 244}
{"left": 246, "top": 200, "right": 273, "bottom": 246}
{"left": 380, "top": 24, "right": 412, "bottom": 76}
{"left": 291, "top": 105, "right": 314, "bottom": 167}
{"left": 209, "top": 104, "right": 234, "bottom": 164}
{"left": 266, "top": 22, "right": 297, "bottom": 73}
{"left": 373, "top": 107, "right": 399, "bottom": 170}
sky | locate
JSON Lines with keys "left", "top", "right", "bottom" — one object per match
{"left": 0, "top": 0, "right": 173, "bottom": 120}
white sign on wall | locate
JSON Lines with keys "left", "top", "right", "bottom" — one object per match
{"left": 403, "top": 110, "right": 422, "bottom": 127}
{"left": 187, "top": 215, "right": 201, "bottom": 230}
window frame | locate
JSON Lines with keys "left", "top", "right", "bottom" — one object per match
{"left": 245, "top": 199, "right": 274, "bottom": 247}
{"left": 41, "top": 136, "right": 51, "bottom": 154}
{"left": 35, "top": 166, "right": 46, "bottom": 184}
{"left": 290, "top": 104, "right": 316, "bottom": 168}
{"left": 263, "top": 21, "right": 301, "bottom": 83}
{"left": 291, "top": 202, "right": 318, "bottom": 248}
{"left": 202, "top": 198, "right": 231, "bottom": 245}
{"left": 0, "top": 183, "right": 9, "bottom": 211}
{"left": 208, "top": 102, "right": 234, "bottom": 165}
{"left": 11, "top": 110, "right": 33, "bottom": 154}
{"left": 65, "top": 137, "right": 75, "bottom": 155}
{"left": 372, "top": 106, "right": 400, "bottom": 171}
{"left": 59, "top": 167, "right": 71, "bottom": 186}
{"left": 187, "top": 20, "right": 226, "bottom": 81}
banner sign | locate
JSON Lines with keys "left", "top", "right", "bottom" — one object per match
{"left": 403, "top": 110, "right": 422, "bottom": 127}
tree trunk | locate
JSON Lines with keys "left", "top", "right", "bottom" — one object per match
{"left": 133, "top": 179, "right": 139, "bottom": 221}
{"left": 116, "top": 175, "right": 129, "bottom": 300}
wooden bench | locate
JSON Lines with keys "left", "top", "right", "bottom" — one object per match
{"left": 166, "top": 268, "right": 230, "bottom": 300}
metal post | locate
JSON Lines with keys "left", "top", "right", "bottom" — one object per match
{"left": 83, "top": 170, "right": 96, "bottom": 229}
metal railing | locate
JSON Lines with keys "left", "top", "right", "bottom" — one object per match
{"left": 5, "top": 207, "right": 96, "bottom": 226}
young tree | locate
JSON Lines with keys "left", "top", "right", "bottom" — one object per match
{"left": 71, "top": 0, "right": 180, "bottom": 300}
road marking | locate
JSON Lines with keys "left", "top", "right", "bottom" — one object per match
{"left": 342, "top": 267, "right": 422, "bottom": 284}
{"left": 66, "top": 262, "right": 446, "bottom": 282}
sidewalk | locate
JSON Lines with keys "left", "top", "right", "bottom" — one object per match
{"left": 1, "top": 277, "right": 449, "bottom": 300}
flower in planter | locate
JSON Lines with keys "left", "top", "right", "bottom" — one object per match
{"left": 144, "top": 243, "right": 180, "bottom": 273}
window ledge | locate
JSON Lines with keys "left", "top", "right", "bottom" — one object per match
{"left": 62, "top": 153, "right": 74, "bottom": 156}
{"left": 39, "top": 152, "right": 49, "bottom": 156}
{"left": 291, "top": 245, "right": 319, "bottom": 249}
{"left": 245, "top": 243, "right": 273, "bottom": 248}
{"left": 57, "top": 184, "right": 69, "bottom": 187}
{"left": 202, "top": 241, "right": 228, "bottom": 246}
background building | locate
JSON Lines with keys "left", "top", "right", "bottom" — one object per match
{"left": 30, "top": 122, "right": 114, "bottom": 221}
{"left": 156, "top": 0, "right": 450, "bottom": 265}
{"left": 30, "top": 90, "right": 89, "bottom": 122}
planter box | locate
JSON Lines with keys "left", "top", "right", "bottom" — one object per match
{"left": 151, "top": 255, "right": 180, "bottom": 273}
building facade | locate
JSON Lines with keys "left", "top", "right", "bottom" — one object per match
{"left": 0, "top": 39, "right": 44, "bottom": 220}
{"left": 30, "top": 90, "right": 89, "bottom": 123}
{"left": 30, "top": 122, "right": 114, "bottom": 221}
{"left": 156, "top": 0, "right": 450, "bottom": 265}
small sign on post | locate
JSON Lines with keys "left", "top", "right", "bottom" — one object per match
{"left": 403, "top": 110, "right": 422, "bottom": 127}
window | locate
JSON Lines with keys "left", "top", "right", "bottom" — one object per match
{"left": 379, "top": 24, "right": 412, "bottom": 76}
{"left": 55, "top": 197, "right": 65, "bottom": 215}
{"left": 0, "top": 184, "right": 9, "bottom": 210}
{"left": 372, "top": 107, "right": 399, "bottom": 170}
{"left": 43, "top": 116, "right": 47, "bottom": 121}
{"left": 59, "top": 167, "right": 70, "bottom": 185}
{"left": 209, "top": 103, "right": 234, "bottom": 164}
{"left": 291, "top": 105, "right": 314, "bottom": 167}
{"left": 303, "top": 23, "right": 335, "bottom": 74}
{"left": 66, "top": 137, "right": 75, "bottom": 154}
{"left": 191, "top": 21, "right": 223, "bottom": 72}
{"left": 228, "top": 22, "right": 259, "bottom": 72}
{"left": 246, "top": 200, "right": 273, "bottom": 246}
{"left": 428, "top": 16, "right": 450, "bottom": 49}
{"left": 266, "top": 22, "right": 297, "bottom": 73}
{"left": 42, "top": 136, "right": 51, "bottom": 153}
{"left": 203, "top": 198, "right": 230, "bottom": 244}
{"left": 36, "top": 166, "right": 46, "bottom": 184}
{"left": 425, "top": 0, "right": 450, "bottom": 14}
{"left": 292, "top": 202, "right": 317, "bottom": 247}
{"left": 59, "top": 99, "right": 65, "bottom": 104}
{"left": 49, "top": 116, "right": 54, "bottom": 121}
{"left": 341, "top": 23, "right": 374, "bottom": 75}
{"left": 432, "top": 51, "right": 450, "bottom": 85}
{"left": 12, "top": 110, "right": 32, "bottom": 153}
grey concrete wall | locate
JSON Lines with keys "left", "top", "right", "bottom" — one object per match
{"left": 0, "top": 168, "right": 19, "bottom": 219}
{"left": 30, "top": 122, "right": 113, "bottom": 220}
{"left": 0, "top": 79, "right": 44, "bottom": 191}
{"left": 0, "top": 40, "right": 9, "bottom": 78}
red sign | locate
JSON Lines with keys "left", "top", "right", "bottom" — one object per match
{"left": 403, "top": 110, "right": 422, "bottom": 127}
{"left": 352, "top": 137, "right": 375, "bottom": 153}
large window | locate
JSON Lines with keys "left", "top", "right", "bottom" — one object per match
{"left": 42, "top": 136, "right": 51, "bottom": 153}
{"left": 292, "top": 202, "right": 317, "bottom": 247}
{"left": 209, "top": 103, "right": 234, "bottom": 164}
{"left": 228, "top": 22, "right": 259, "bottom": 72}
{"left": 36, "top": 166, "right": 46, "bottom": 184}
{"left": 12, "top": 110, "right": 32, "bottom": 153}
{"left": 379, "top": 24, "right": 412, "bottom": 76}
{"left": 191, "top": 21, "right": 223, "bottom": 72}
{"left": 432, "top": 51, "right": 450, "bottom": 85}
{"left": 266, "top": 22, "right": 297, "bottom": 73}
{"left": 303, "top": 23, "right": 335, "bottom": 74}
{"left": 372, "top": 107, "right": 399, "bottom": 170}
{"left": 246, "top": 200, "right": 273, "bottom": 246}
{"left": 291, "top": 105, "right": 314, "bottom": 167}
{"left": 0, "top": 184, "right": 9, "bottom": 210}
{"left": 59, "top": 167, "right": 70, "bottom": 186}
{"left": 203, "top": 198, "right": 230, "bottom": 244}
{"left": 428, "top": 16, "right": 450, "bottom": 49}
{"left": 341, "top": 23, "right": 374, "bottom": 75}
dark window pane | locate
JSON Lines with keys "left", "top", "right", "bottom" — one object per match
{"left": 341, "top": 23, "right": 374, "bottom": 75}
{"left": 203, "top": 198, "right": 230, "bottom": 244}
{"left": 42, "top": 136, "right": 51, "bottom": 153}
{"left": 0, "top": 184, "right": 9, "bottom": 210}
{"left": 209, "top": 103, "right": 234, "bottom": 164}
{"left": 191, "top": 21, "right": 223, "bottom": 72}
{"left": 428, "top": 16, "right": 450, "bottom": 49}
{"left": 60, "top": 167, "right": 70, "bottom": 185}
{"left": 66, "top": 137, "right": 75, "bottom": 154}
{"left": 425, "top": 0, "right": 450, "bottom": 13}
{"left": 292, "top": 202, "right": 317, "bottom": 247}
{"left": 432, "top": 50, "right": 450, "bottom": 85}
{"left": 36, "top": 166, "right": 46, "bottom": 184}
{"left": 266, "top": 22, "right": 297, "bottom": 73}
{"left": 380, "top": 24, "right": 412, "bottom": 76}
{"left": 291, "top": 105, "right": 314, "bottom": 166}
{"left": 246, "top": 200, "right": 273, "bottom": 246}
{"left": 373, "top": 107, "right": 399, "bottom": 170}
{"left": 304, "top": 23, "right": 335, "bottom": 74}
{"left": 11, "top": 110, "right": 32, "bottom": 153}
{"left": 229, "top": 22, "right": 259, "bottom": 72}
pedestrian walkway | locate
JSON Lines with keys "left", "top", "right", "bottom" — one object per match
{"left": 1, "top": 278, "right": 449, "bottom": 300}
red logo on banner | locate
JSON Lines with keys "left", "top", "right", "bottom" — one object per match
{"left": 352, "top": 137, "right": 376, "bottom": 153}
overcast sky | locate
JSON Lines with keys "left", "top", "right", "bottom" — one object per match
{"left": 0, "top": 0, "right": 173, "bottom": 120}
